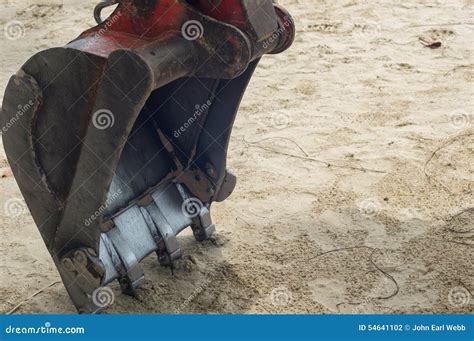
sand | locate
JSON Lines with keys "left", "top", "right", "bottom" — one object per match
{"left": 0, "top": 0, "right": 472, "bottom": 314}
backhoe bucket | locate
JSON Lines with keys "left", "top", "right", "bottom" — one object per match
{"left": 1, "top": 0, "right": 294, "bottom": 313}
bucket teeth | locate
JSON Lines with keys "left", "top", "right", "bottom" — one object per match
{"left": 1, "top": 0, "right": 294, "bottom": 313}
{"left": 100, "top": 183, "right": 210, "bottom": 294}
{"left": 191, "top": 207, "right": 217, "bottom": 242}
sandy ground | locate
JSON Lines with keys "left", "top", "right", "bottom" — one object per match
{"left": 0, "top": 0, "right": 473, "bottom": 314}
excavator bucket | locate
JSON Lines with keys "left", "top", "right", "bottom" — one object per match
{"left": 1, "top": 0, "right": 294, "bottom": 313}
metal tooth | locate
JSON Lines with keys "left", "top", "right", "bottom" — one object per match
{"left": 191, "top": 207, "right": 216, "bottom": 242}
{"left": 92, "top": 182, "right": 216, "bottom": 296}
{"left": 120, "top": 269, "right": 145, "bottom": 297}
{"left": 139, "top": 206, "right": 176, "bottom": 268}
{"left": 139, "top": 207, "right": 162, "bottom": 246}
{"left": 174, "top": 182, "right": 216, "bottom": 242}
{"left": 94, "top": 183, "right": 195, "bottom": 292}
{"left": 192, "top": 224, "right": 216, "bottom": 242}
{"left": 157, "top": 252, "right": 173, "bottom": 269}
{"left": 144, "top": 202, "right": 182, "bottom": 263}
{"left": 108, "top": 213, "right": 146, "bottom": 296}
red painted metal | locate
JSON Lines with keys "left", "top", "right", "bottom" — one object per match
{"left": 72, "top": 0, "right": 191, "bottom": 57}
{"left": 194, "top": 0, "right": 248, "bottom": 28}
{"left": 69, "top": 0, "right": 293, "bottom": 60}
{"left": 70, "top": 0, "right": 253, "bottom": 57}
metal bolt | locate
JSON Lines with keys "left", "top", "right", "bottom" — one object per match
{"left": 74, "top": 250, "right": 87, "bottom": 266}
{"left": 61, "top": 258, "right": 75, "bottom": 272}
